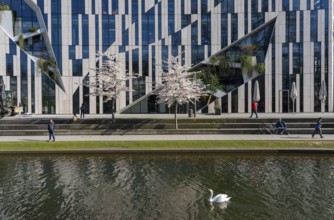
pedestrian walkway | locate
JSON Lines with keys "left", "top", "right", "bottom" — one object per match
{"left": 1, "top": 112, "right": 332, "bottom": 142}
{"left": 0, "top": 134, "right": 331, "bottom": 142}
{"left": 9, "top": 112, "right": 334, "bottom": 119}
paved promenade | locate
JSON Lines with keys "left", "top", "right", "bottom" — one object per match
{"left": 9, "top": 112, "right": 333, "bottom": 119}
{"left": 0, "top": 112, "right": 332, "bottom": 142}
{"left": 0, "top": 134, "right": 330, "bottom": 142}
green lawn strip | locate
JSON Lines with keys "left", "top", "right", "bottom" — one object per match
{"left": 0, "top": 140, "right": 333, "bottom": 151}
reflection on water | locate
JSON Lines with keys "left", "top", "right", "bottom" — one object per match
{"left": 1, "top": 154, "right": 334, "bottom": 219}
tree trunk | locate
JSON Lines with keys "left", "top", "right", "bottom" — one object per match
{"left": 174, "top": 102, "right": 178, "bottom": 129}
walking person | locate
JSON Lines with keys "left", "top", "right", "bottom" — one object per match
{"left": 249, "top": 101, "right": 258, "bottom": 118}
{"left": 80, "top": 103, "right": 86, "bottom": 118}
{"left": 47, "top": 119, "right": 56, "bottom": 142}
{"left": 312, "top": 117, "right": 324, "bottom": 138}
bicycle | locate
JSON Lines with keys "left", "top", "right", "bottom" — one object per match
{"left": 258, "top": 122, "right": 277, "bottom": 134}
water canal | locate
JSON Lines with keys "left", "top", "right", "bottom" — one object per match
{"left": 1, "top": 153, "right": 334, "bottom": 219}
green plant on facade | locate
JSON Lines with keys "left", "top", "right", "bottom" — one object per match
{"left": 238, "top": 44, "right": 265, "bottom": 77}
{"left": 255, "top": 63, "right": 265, "bottom": 74}
{"left": 38, "top": 58, "right": 57, "bottom": 79}
{"left": 240, "top": 55, "right": 253, "bottom": 74}
{"left": 18, "top": 34, "right": 25, "bottom": 48}
{"left": 196, "top": 56, "right": 228, "bottom": 105}
{"left": 0, "top": 5, "right": 10, "bottom": 11}
{"left": 0, "top": 4, "right": 10, "bottom": 24}
{"left": 28, "top": 26, "right": 38, "bottom": 32}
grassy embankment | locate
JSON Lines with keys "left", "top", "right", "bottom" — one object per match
{"left": 0, "top": 140, "right": 333, "bottom": 151}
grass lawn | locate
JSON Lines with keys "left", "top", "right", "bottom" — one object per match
{"left": 0, "top": 140, "right": 333, "bottom": 151}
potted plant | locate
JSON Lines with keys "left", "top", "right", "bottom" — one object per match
{"left": 0, "top": 4, "right": 12, "bottom": 34}
{"left": 0, "top": 4, "right": 9, "bottom": 23}
{"left": 0, "top": 4, "right": 10, "bottom": 11}
{"left": 240, "top": 55, "right": 253, "bottom": 75}
{"left": 238, "top": 44, "right": 266, "bottom": 81}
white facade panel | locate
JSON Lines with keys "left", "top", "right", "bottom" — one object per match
{"left": 0, "top": 0, "right": 332, "bottom": 115}
{"left": 238, "top": 85, "right": 245, "bottom": 112}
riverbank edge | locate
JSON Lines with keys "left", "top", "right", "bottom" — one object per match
{"left": 2, "top": 148, "right": 334, "bottom": 155}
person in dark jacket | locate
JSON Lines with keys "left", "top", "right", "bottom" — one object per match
{"left": 312, "top": 117, "right": 324, "bottom": 138}
{"left": 47, "top": 119, "right": 56, "bottom": 142}
{"left": 80, "top": 103, "right": 86, "bottom": 118}
{"left": 276, "top": 118, "right": 288, "bottom": 135}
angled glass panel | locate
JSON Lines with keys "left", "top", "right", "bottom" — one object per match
{"left": 190, "top": 17, "right": 276, "bottom": 95}
{"left": 0, "top": 0, "right": 65, "bottom": 91}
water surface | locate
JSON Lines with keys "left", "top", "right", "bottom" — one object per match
{"left": 1, "top": 153, "right": 334, "bottom": 219}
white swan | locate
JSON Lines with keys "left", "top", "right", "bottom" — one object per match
{"left": 208, "top": 189, "right": 231, "bottom": 203}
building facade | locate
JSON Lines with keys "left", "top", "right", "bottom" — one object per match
{"left": 0, "top": 0, "right": 332, "bottom": 114}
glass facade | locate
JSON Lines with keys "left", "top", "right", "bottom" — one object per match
{"left": 0, "top": 0, "right": 332, "bottom": 114}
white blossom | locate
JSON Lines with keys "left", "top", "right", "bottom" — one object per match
{"left": 87, "top": 52, "right": 133, "bottom": 101}
{"left": 85, "top": 52, "right": 135, "bottom": 122}
{"left": 156, "top": 55, "right": 206, "bottom": 107}
{"left": 156, "top": 55, "right": 207, "bottom": 129}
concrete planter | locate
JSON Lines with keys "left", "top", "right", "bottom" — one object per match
{"left": 241, "top": 56, "right": 257, "bottom": 83}
{"left": 0, "top": 10, "right": 14, "bottom": 38}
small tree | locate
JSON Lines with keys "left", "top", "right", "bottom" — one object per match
{"left": 86, "top": 52, "right": 134, "bottom": 123}
{"left": 156, "top": 55, "right": 207, "bottom": 129}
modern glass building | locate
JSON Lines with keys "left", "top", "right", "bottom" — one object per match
{"left": 0, "top": 0, "right": 332, "bottom": 114}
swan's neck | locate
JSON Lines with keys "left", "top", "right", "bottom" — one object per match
{"left": 209, "top": 191, "right": 213, "bottom": 201}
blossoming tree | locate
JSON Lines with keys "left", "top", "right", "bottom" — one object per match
{"left": 87, "top": 52, "right": 134, "bottom": 123}
{"left": 156, "top": 55, "right": 207, "bottom": 129}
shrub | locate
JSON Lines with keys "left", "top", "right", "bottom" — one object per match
{"left": 240, "top": 55, "right": 253, "bottom": 73}
{"left": 18, "top": 34, "right": 25, "bottom": 48}
{"left": 28, "top": 26, "right": 38, "bottom": 32}
{"left": 38, "top": 58, "right": 56, "bottom": 73}
{"left": 255, "top": 63, "right": 265, "bottom": 73}
{"left": 0, "top": 5, "right": 10, "bottom": 11}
